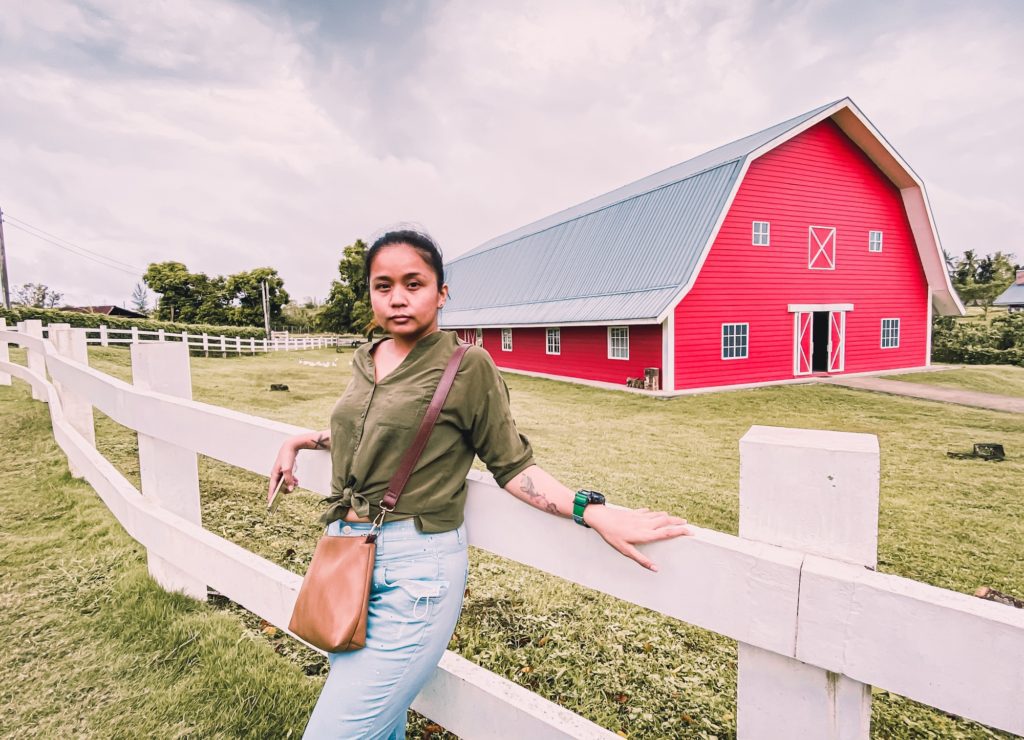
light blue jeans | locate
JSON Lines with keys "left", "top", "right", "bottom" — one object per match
{"left": 302, "top": 518, "right": 469, "bottom": 739}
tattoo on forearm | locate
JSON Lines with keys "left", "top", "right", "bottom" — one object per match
{"left": 313, "top": 434, "right": 328, "bottom": 450}
{"left": 520, "top": 475, "right": 560, "bottom": 515}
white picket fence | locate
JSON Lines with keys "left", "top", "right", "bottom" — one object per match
{"left": 1, "top": 317, "right": 1021, "bottom": 739}
{"left": 34, "top": 322, "right": 355, "bottom": 355}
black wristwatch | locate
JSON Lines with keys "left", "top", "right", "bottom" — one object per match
{"left": 573, "top": 489, "right": 606, "bottom": 527}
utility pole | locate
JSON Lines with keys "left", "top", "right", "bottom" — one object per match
{"left": 266, "top": 278, "right": 274, "bottom": 337}
{"left": 0, "top": 206, "right": 11, "bottom": 309}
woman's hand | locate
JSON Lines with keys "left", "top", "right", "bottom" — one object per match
{"left": 268, "top": 441, "right": 301, "bottom": 504}
{"left": 583, "top": 505, "right": 692, "bottom": 572}
{"left": 267, "top": 429, "right": 331, "bottom": 504}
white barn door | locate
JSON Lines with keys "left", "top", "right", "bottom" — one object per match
{"left": 828, "top": 311, "right": 846, "bottom": 372}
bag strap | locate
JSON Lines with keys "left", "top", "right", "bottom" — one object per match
{"left": 379, "top": 342, "right": 470, "bottom": 512}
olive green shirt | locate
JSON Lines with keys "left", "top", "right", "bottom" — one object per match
{"left": 322, "top": 330, "right": 535, "bottom": 532}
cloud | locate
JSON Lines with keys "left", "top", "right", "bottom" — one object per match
{"left": 1, "top": 0, "right": 1021, "bottom": 307}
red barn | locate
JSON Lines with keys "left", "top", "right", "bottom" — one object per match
{"left": 440, "top": 98, "right": 964, "bottom": 393}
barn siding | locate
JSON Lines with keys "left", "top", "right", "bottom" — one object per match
{"left": 674, "top": 119, "right": 930, "bottom": 390}
{"left": 466, "top": 325, "right": 663, "bottom": 386}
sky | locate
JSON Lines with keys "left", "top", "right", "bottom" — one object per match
{"left": 1, "top": 0, "right": 1022, "bottom": 308}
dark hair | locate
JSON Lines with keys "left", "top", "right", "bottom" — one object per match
{"left": 365, "top": 229, "right": 445, "bottom": 292}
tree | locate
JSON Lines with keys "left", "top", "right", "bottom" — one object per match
{"left": 14, "top": 283, "right": 63, "bottom": 308}
{"left": 225, "top": 267, "right": 289, "bottom": 328}
{"left": 143, "top": 261, "right": 230, "bottom": 324}
{"left": 950, "top": 250, "right": 1018, "bottom": 313}
{"left": 319, "top": 240, "right": 375, "bottom": 337}
{"left": 130, "top": 282, "right": 150, "bottom": 315}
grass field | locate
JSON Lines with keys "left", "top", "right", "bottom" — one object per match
{"left": 3, "top": 344, "right": 1022, "bottom": 738}
{"left": 891, "top": 365, "right": 1024, "bottom": 400}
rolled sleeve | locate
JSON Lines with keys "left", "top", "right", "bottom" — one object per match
{"left": 465, "top": 350, "right": 535, "bottom": 487}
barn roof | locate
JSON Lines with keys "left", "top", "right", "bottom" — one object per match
{"left": 440, "top": 98, "right": 963, "bottom": 328}
{"left": 993, "top": 275, "right": 1024, "bottom": 307}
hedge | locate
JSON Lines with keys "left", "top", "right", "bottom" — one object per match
{"left": 0, "top": 307, "right": 267, "bottom": 340}
{"left": 931, "top": 312, "right": 1024, "bottom": 366}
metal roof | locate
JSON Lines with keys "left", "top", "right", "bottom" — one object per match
{"left": 440, "top": 101, "right": 840, "bottom": 328}
{"left": 993, "top": 281, "right": 1024, "bottom": 306}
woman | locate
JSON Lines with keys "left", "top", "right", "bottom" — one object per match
{"left": 269, "top": 228, "right": 692, "bottom": 738}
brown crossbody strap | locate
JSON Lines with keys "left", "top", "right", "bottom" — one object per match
{"left": 379, "top": 342, "right": 470, "bottom": 512}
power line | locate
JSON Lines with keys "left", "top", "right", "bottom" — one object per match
{"left": 4, "top": 214, "right": 146, "bottom": 273}
{"left": 4, "top": 219, "right": 145, "bottom": 277}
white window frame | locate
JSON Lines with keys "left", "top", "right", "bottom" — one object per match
{"left": 881, "top": 318, "right": 900, "bottom": 349}
{"left": 721, "top": 323, "right": 749, "bottom": 360}
{"left": 752, "top": 221, "right": 770, "bottom": 246}
{"left": 607, "top": 326, "right": 629, "bottom": 360}
{"left": 869, "top": 230, "right": 883, "bottom": 253}
{"left": 545, "top": 327, "right": 560, "bottom": 355}
{"left": 501, "top": 328, "right": 513, "bottom": 352}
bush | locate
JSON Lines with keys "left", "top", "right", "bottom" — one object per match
{"left": 931, "top": 312, "right": 1024, "bottom": 366}
{"left": 0, "top": 307, "right": 267, "bottom": 340}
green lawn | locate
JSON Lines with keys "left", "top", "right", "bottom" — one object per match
{"left": 891, "top": 365, "right": 1024, "bottom": 400}
{"left": 3, "top": 344, "right": 1021, "bottom": 738}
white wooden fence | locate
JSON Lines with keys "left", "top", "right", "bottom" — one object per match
{"left": 35, "top": 322, "right": 356, "bottom": 355}
{"left": 1, "top": 317, "right": 1022, "bottom": 738}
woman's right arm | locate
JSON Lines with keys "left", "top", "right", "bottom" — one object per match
{"left": 268, "top": 429, "right": 331, "bottom": 497}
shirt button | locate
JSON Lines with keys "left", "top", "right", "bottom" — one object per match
{"left": 342, "top": 525, "right": 352, "bottom": 534}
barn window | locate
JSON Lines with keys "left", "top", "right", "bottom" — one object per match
{"left": 869, "top": 230, "right": 883, "bottom": 252}
{"left": 501, "top": 328, "right": 513, "bottom": 352}
{"left": 546, "top": 327, "right": 561, "bottom": 355}
{"left": 881, "top": 318, "right": 900, "bottom": 348}
{"left": 721, "top": 323, "right": 749, "bottom": 359}
{"left": 808, "top": 226, "right": 837, "bottom": 270}
{"left": 608, "top": 326, "right": 629, "bottom": 360}
{"left": 752, "top": 221, "right": 770, "bottom": 246}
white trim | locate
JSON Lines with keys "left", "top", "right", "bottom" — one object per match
{"left": 788, "top": 303, "right": 854, "bottom": 313}
{"left": 881, "top": 318, "right": 900, "bottom": 349}
{"left": 607, "top": 326, "right": 629, "bottom": 360}
{"left": 926, "top": 297, "right": 933, "bottom": 367}
{"left": 443, "top": 317, "right": 659, "bottom": 329}
{"left": 501, "top": 327, "right": 513, "bottom": 352}
{"left": 545, "top": 327, "right": 560, "bottom": 356}
{"left": 808, "top": 226, "right": 837, "bottom": 270}
{"left": 661, "top": 313, "right": 675, "bottom": 392}
{"left": 721, "top": 322, "right": 749, "bottom": 360}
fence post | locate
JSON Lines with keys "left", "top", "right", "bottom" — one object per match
{"left": 50, "top": 327, "right": 97, "bottom": 477}
{"left": 737, "top": 425, "right": 879, "bottom": 740}
{"left": 263, "top": 338, "right": 268, "bottom": 353}
{"left": 250, "top": 337, "right": 255, "bottom": 355}
{"left": 202, "top": 332, "right": 209, "bottom": 358}
{"left": 23, "top": 319, "right": 47, "bottom": 401}
{"left": 181, "top": 330, "right": 188, "bottom": 348}
{"left": 99, "top": 324, "right": 109, "bottom": 347}
{"left": 158, "top": 328, "right": 166, "bottom": 342}
{"left": 0, "top": 318, "right": 10, "bottom": 386}
{"left": 130, "top": 341, "right": 206, "bottom": 600}
{"left": 219, "top": 334, "right": 226, "bottom": 358}
{"left": 235, "top": 336, "right": 241, "bottom": 355}
{"left": 131, "top": 326, "right": 140, "bottom": 345}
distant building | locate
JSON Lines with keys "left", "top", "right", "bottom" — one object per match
{"left": 441, "top": 97, "right": 964, "bottom": 393}
{"left": 61, "top": 305, "right": 148, "bottom": 319}
{"left": 993, "top": 271, "right": 1024, "bottom": 313}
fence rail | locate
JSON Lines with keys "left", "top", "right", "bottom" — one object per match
{"left": 1, "top": 318, "right": 1021, "bottom": 739}
{"left": 34, "top": 322, "right": 360, "bottom": 355}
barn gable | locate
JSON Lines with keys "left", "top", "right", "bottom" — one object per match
{"left": 440, "top": 98, "right": 962, "bottom": 331}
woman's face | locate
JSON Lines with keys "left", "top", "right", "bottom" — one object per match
{"left": 368, "top": 243, "right": 447, "bottom": 343}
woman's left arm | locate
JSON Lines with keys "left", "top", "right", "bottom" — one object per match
{"left": 502, "top": 465, "right": 692, "bottom": 572}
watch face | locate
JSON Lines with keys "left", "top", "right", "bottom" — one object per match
{"left": 590, "top": 492, "right": 606, "bottom": 505}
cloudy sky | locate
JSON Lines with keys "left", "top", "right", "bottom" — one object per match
{"left": 1, "top": 0, "right": 1021, "bottom": 307}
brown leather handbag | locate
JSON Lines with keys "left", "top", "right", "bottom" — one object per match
{"left": 288, "top": 343, "right": 470, "bottom": 652}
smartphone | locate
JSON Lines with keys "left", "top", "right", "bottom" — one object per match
{"left": 267, "top": 474, "right": 288, "bottom": 513}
